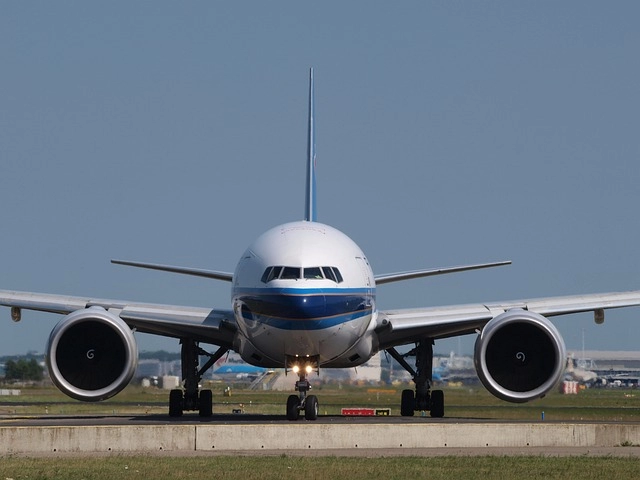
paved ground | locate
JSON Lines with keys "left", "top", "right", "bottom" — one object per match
{"left": 4, "top": 412, "right": 639, "bottom": 427}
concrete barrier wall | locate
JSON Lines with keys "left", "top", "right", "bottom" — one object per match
{"left": 0, "top": 425, "right": 195, "bottom": 454}
{"left": 195, "top": 423, "right": 640, "bottom": 451}
{"left": 1, "top": 423, "right": 639, "bottom": 454}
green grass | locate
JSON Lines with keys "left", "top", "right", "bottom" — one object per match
{"left": 222, "top": 384, "right": 640, "bottom": 420}
{"left": 1, "top": 456, "right": 639, "bottom": 480}
{"left": 2, "top": 384, "right": 640, "bottom": 478}
{"left": 2, "top": 382, "right": 639, "bottom": 420}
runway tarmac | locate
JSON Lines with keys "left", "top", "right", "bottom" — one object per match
{"left": 2, "top": 414, "right": 640, "bottom": 456}
{"left": 1, "top": 412, "right": 558, "bottom": 426}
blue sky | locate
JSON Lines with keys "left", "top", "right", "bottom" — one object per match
{"left": 1, "top": 2, "right": 639, "bottom": 356}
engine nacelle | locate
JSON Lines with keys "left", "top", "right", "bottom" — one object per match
{"left": 474, "top": 309, "right": 566, "bottom": 403}
{"left": 46, "top": 306, "right": 138, "bottom": 402}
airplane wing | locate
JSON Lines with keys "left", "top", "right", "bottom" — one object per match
{"left": 111, "top": 260, "right": 234, "bottom": 282}
{"left": 0, "top": 290, "right": 237, "bottom": 348}
{"left": 376, "top": 290, "right": 640, "bottom": 350}
{"left": 374, "top": 260, "right": 511, "bottom": 285}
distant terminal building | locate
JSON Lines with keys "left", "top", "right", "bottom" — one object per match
{"left": 566, "top": 351, "right": 640, "bottom": 372}
{"left": 567, "top": 351, "right": 640, "bottom": 387}
{"left": 350, "top": 352, "right": 381, "bottom": 382}
{"left": 136, "top": 359, "right": 180, "bottom": 379}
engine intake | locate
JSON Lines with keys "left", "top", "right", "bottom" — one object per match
{"left": 474, "top": 309, "right": 566, "bottom": 403}
{"left": 46, "top": 307, "right": 138, "bottom": 402}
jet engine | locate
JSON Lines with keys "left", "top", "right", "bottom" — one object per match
{"left": 46, "top": 306, "right": 138, "bottom": 402}
{"left": 474, "top": 309, "right": 566, "bottom": 403}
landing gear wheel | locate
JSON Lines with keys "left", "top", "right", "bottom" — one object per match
{"left": 286, "top": 394, "right": 300, "bottom": 421}
{"left": 305, "top": 395, "right": 319, "bottom": 420}
{"left": 430, "top": 389, "right": 444, "bottom": 418}
{"left": 400, "top": 389, "right": 415, "bottom": 417}
{"left": 169, "top": 389, "right": 183, "bottom": 417}
{"left": 199, "top": 389, "right": 213, "bottom": 417}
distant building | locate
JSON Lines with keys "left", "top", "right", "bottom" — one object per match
{"left": 567, "top": 351, "right": 640, "bottom": 372}
{"left": 135, "top": 359, "right": 180, "bottom": 379}
{"left": 350, "top": 353, "right": 381, "bottom": 382}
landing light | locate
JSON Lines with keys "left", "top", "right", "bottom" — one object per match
{"left": 305, "top": 365, "right": 313, "bottom": 374}
{"left": 292, "top": 365, "right": 300, "bottom": 374}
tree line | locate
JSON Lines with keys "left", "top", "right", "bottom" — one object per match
{"left": 2, "top": 358, "right": 44, "bottom": 381}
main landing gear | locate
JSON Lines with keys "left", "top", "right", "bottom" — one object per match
{"left": 386, "top": 338, "right": 444, "bottom": 418}
{"left": 285, "top": 355, "right": 319, "bottom": 421}
{"left": 168, "top": 339, "right": 228, "bottom": 417}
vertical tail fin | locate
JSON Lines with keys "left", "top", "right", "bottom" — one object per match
{"left": 304, "top": 67, "right": 317, "bottom": 222}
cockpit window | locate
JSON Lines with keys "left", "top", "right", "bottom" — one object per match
{"left": 261, "top": 266, "right": 283, "bottom": 283}
{"left": 281, "top": 266, "right": 301, "bottom": 280}
{"left": 260, "top": 267, "right": 272, "bottom": 283}
{"left": 322, "top": 266, "right": 337, "bottom": 282}
{"left": 332, "top": 267, "right": 344, "bottom": 283}
{"left": 304, "top": 267, "right": 323, "bottom": 279}
{"left": 261, "top": 265, "right": 344, "bottom": 283}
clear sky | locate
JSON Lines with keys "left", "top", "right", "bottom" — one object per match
{"left": 1, "top": 2, "right": 639, "bottom": 357}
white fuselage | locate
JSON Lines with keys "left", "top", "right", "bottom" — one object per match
{"left": 231, "top": 221, "right": 378, "bottom": 368}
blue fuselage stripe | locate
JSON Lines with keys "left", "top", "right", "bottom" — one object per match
{"left": 234, "top": 287, "right": 374, "bottom": 296}
{"left": 233, "top": 288, "right": 375, "bottom": 331}
{"left": 242, "top": 308, "right": 372, "bottom": 331}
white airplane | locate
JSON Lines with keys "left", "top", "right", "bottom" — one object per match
{"left": 565, "top": 356, "right": 598, "bottom": 385}
{"left": 3, "top": 68, "right": 640, "bottom": 420}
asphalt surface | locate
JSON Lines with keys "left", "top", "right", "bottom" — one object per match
{"left": 2, "top": 412, "right": 640, "bottom": 427}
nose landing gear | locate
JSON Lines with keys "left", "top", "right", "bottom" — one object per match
{"left": 285, "top": 355, "right": 319, "bottom": 421}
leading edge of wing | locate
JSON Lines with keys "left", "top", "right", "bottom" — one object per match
{"left": 376, "top": 290, "right": 640, "bottom": 349}
{"left": 374, "top": 260, "right": 511, "bottom": 285}
{"left": 0, "top": 289, "right": 236, "bottom": 347}
{"left": 111, "top": 259, "right": 234, "bottom": 282}
{"left": 118, "top": 303, "right": 236, "bottom": 346}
